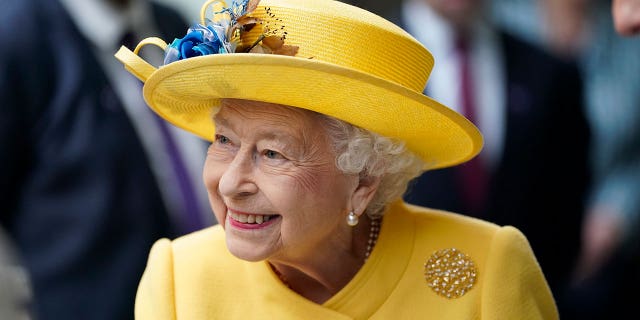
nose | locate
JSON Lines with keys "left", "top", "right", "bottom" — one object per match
{"left": 218, "top": 149, "right": 259, "bottom": 198}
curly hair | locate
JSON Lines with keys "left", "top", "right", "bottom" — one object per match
{"left": 318, "top": 114, "right": 425, "bottom": 218}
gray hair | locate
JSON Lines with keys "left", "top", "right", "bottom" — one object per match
{"left": 317, "top": 114, "right": 425, "bottom": 218}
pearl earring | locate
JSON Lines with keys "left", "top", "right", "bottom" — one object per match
{"left": 346, "top": 211, "right": 359, "bottom": 226}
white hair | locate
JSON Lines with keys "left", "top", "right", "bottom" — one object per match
{"left": 318, "top": 114, "right": 425, "bottom": 218}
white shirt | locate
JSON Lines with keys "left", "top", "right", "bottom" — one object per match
{"left": 402, "top": 0, "right": 506, "bottom": 169}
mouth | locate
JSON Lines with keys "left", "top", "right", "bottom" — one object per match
{"left": 229, "top": 211, "right": 277, "bottom": 224}
{"left": 227, "top": 209, "right": 280, "bottom": 227}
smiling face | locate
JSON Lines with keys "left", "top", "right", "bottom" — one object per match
{"left": 203, "top": 99, "right": 362, "bottom": 262}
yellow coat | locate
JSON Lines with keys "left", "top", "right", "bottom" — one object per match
{"left": 135, "top": 201, "right": 558, "bottom": 319}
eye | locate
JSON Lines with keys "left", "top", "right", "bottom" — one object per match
{"left": 215, "top": 134, "right": 231, "bottom": 145}
{"left": 264, "top": 149, "right": 284, "bottom": 160}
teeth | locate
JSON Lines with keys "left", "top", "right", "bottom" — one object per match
{"left": 229, "top": 211, "right": 274, "bottom": 224}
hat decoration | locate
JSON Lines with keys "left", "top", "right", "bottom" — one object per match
{"left": 163, "top": 0, "right": 298, "bottom": 65}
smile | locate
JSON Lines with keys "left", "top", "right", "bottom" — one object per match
{"left": 228, "top": 210, "right": 277, "bottom": 224}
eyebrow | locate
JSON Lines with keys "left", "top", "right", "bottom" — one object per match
{"left": 213, "top": 116, "right": 230, "bottom": 128}
{"left": 258, "top": 131, "right": 300, "bottom": 148}
{"left": 214, "top": 116, "right": 304, "bottom": 148}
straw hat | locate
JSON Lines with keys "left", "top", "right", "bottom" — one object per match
{"left": 115, "top": 0, "right": 482, "bottom": 170}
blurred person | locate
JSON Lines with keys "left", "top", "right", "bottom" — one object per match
{"left": 491, "top": 0, "right": 640, "bottom": 318}
{"left": 116, "top": 0, "right": 558, "bottom": 318}
{"left": 538, "top": 0, "right": 590, "bottom": 57}
{"left": 538, "top": 1, "right": 640, "bottom": 318}
{"left": 0, "top": 0, "right": 213, "bottom": 319}
{"left": 613, "top": 0, "right": 640, "bottom": 35}
{"left": 391, "top": 0, "right": 591, "bottom": 311}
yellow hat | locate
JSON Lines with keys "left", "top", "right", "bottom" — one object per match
{"left": 115, "top": 0, "right": 482, "bottom": 170}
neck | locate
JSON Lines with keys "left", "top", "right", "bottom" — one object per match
{"left": 269, "top": 215, "right": 381, "bottom": 303}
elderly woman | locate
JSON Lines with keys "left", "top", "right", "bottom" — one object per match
{"left": 116, "top": 0, "right": 557, "bottom": 318}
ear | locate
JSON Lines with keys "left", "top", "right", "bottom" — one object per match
{"left": 350, "top": 176, "right": 382, "bottom": 217}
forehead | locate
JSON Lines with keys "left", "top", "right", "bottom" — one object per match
{"left": 214, "top": 99, "right": 327, "bottom": 142}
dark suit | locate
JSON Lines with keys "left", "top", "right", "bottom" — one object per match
{"left": 394, "top": 15, "right": 591, "bottom": 309}
{"left": 0, "top": 0, "right": 188, "bottom": 319}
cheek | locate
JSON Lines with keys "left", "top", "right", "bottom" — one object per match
{"left": 287, "top": 168, "right": 322, "bottom": 192}
{"left": 266, "top": 167, "right": 351, "bottom": 213}
{"left": 203, "top": 157, "right": 227, "bottom": 222}
{"left": 266, "top": 164, "right": 331, "bottom": 199}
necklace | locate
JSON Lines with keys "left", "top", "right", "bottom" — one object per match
{"left": 365, "top": 217, "right": 381, "bottom": 262}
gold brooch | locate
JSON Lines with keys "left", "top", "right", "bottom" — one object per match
{"left": 424, "top": 248, "right": 477, "bottom": 299}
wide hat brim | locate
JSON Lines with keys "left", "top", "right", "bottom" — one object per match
{"left": 141, "top": 52, "right": 482, "bottom": 170}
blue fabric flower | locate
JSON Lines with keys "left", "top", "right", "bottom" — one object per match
{"left": 164, "top": 25, "right": 226, "bottom": 64}
{"left": 161, "top": 0, "right": 289, "bottom": 65}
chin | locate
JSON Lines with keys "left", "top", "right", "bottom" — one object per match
{"left": 225, "top": 236, "right": 270, "bottom": 262}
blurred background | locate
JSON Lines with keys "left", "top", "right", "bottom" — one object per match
{"left": 2, "top": 0, "right": 638, "bottom": 319}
